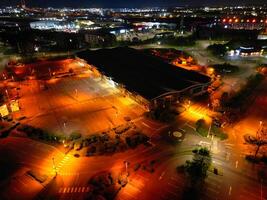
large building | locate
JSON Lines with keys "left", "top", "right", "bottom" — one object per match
{"left": 78, "top": 47, "right": 211, "bottom": 108}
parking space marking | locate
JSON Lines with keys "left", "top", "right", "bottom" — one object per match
{"left": 59, "top": 186, "right": 90, "bottom": 194}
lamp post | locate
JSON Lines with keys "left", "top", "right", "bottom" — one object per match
{"left": 256, "top": 121, "right": 263, "bottom": 139}
{"left": 5, "top": 89, "right": 9, "bottom": 101}
{"left": 124, "top": 161, "right": 129, "bottom": 176}
{"left": 208, "top": 104, "right": 214, "bottom": 138}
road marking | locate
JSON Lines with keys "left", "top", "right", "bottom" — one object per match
{"left": 226, "top": 152, "right": 230, "bottom": 161}
{"left": 229, "top": 186, "right": 232, "bottom": 196}
{"left": 185, "top": 123, "right": 196, "bottom": 131}
{"left": 142, "top": 122, "right": 152, "bottom": 129}
{"left": 224, "top": 143, "right": 234, "bottom": 146}
{"left": 212, "top": 160, "right": 222, "bottom": 165}
{"left": 59, "top": 187, "right": 90, "bottom": 193}
{"left": 207, "top": 186, "right": 218, "bottom": 193}
{"left": 159, "top": 171, "right": 166, "bottom": 180}
{"left": 165, "top": 189, "right": 180, "bottom": 197}
{"left": 235, "top": 160, "right": 238, "bottom": 168}
{"left": 167, "top": 182, "right": 180, "bottom": 189}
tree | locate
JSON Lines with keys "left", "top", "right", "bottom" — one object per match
{"left": 254, "top": 123, "right": 267, "bottom": 158}
{"left": 244, "top": 122, "right": 267, "bottom": 158}
{"left": 184, "top": 147, "right": 212, "bottom": 183}
{"left": 207, "top": 44, "right": 227, "bottom": 57}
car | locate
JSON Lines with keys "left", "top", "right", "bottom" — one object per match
{"left": 212, "top": 118, "right": 222, "bottom": 127}
{"left": 6, "top": 116, "right": 13, "bottom": 122}
{"left": 74, "top": 154, "right": 80, "bottom": 158}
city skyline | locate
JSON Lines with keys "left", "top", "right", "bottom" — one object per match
{"left": 0, "top": 0, "right": 267, "bottom": 8}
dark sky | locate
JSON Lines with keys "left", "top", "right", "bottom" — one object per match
{"left": 0, "top": 0, "right": 266, "bottom": 8}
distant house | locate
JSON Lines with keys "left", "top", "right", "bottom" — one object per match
{"left": 258, "top": 29, "right": 267, "bottom": 40}
{"left": 227, "top": 40, "right": 267, "bottom": 57}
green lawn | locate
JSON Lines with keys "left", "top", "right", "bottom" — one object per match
{"left": 195, "top": 119, "right": 228, "bottom": 140}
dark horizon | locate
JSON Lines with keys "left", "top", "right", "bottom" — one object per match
{"left": 0, "top": 0, "right": 267, "bottom": 8}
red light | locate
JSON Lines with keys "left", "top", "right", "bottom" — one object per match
{"left": 265, "top": 20, "right": 267, "bottom": 24}
{"left": 247, "top": 19, "right": 250, "bottom": 23}
{"left": 223, "top": 18, "right": 226, "bottom": 23}
{"left": 252, "top": 19, "right": 256, "bottom": 23}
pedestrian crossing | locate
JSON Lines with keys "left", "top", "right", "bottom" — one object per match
{"left": 50, "top": 154, "right": 71, "bottom": 175}
{"left": 201, "top": 173, "right": 222, "bottom": 199}
{"left": 180, "top": 104, "right": 212, "bottom": 122}
{"left": 56, "top": 154, "right": 71, "bottom": 171}
{"left": 58, "top": 186, "right": 90, "bottom": 194}
{"left": 58, "top": 172, "right": 79, "bottom": 176}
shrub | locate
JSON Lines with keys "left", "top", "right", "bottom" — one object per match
{"left": 212, "top": 63, "right": 239, "bottom": 74}
{"left": 195, "top": 119, "right": 208, "bottom": 137}
{"left": 207, "top": 44, "right": 227, "bottom": 56}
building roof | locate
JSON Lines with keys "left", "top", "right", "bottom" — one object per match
{"left": 78, "top": 47, "right": 211, "bottom": 100}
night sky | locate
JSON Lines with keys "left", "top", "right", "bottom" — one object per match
{"left": 0, "top": 0, "right": 266, "bottom": 8}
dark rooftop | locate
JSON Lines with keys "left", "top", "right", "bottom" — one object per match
{"left": 78, "top": 47, "right": 211, "bottom": 100}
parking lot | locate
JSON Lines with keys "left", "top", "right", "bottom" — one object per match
{"left": 12, "top": 73, "right": 145, "bottom": 137}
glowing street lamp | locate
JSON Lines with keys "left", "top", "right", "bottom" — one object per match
{"left": 124, "top": 160, "right": 129, "bottom": 176}
{"left": 5, "top": 89, "right": 9, "bottom": 100}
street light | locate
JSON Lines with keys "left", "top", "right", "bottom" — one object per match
{"left": 124, "top": 161, "right": 129, "bottom": 176}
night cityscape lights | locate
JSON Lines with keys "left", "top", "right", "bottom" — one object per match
{"left": 0, "top": 1, "right": 266, "bottom": 200}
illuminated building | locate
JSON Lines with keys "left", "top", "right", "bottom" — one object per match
{"left": 78, "top": 47, "right": 211, "bottom": 109}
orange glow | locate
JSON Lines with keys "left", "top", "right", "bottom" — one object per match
{"left": 188, "top": 107, "right": 207, "bottom": 120}
{"left": 118, "top": 175, "right": 145, "bottom": 198}
{"left": 235, "top": 19, "right": 239, "bottom": 23}
{"left": 252, "top": 19, "right": 256, "bottom": 23}
{"left": 229, "top": 19, "right": 233, "bottom": 23}
{"left": 222, "top": 19, "right": 226, "bottom": 23}
{"left": 207, "top": 67, "right": 215, "bottom": 76}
